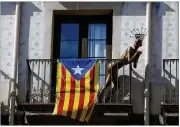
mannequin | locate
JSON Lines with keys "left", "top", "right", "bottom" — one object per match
{"left": 98, "top": 39, "right": 143, "bottom": 102}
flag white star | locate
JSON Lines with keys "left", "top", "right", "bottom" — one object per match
{"left": 72, "top": 65, "right": 84, "bottom": 75}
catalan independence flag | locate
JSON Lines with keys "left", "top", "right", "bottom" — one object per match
{"left": 53, "top": 59, "right": 100, "bottom": 122}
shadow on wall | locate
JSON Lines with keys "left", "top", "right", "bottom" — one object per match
{"left": 161, "top": 76, "right": 179, "bottom": 104}
{"left": 111, "top": 74, "right": 144, "bottom": 112}
{"left": 0, "top": 70, "right": 19, "bottom": 107}
{"left": 59, "top": 2, "right": 175, "bottom": 16}
{"left": 0, "top": 2, "right": 16, "bottom": 15}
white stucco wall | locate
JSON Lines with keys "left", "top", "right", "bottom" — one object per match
{"left": 0, "top": 2, "right": 16, "bottom": 105}
{"left": 0, "top": 2, "right": 179, "bottom": 115}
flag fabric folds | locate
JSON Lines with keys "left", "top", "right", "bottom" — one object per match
{"left": 53, "top": 59, "right": 100, "bottom": 122}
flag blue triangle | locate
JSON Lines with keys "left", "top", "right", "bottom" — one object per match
{"left": 59, "top": 59, "right": 97, "bottom": 80}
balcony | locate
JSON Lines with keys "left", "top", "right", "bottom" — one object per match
{"left": 161, "top": 59, "right": 179, "bottom": 125}
{"left": 18, "top": 59, "right": 133, "bottom": 125}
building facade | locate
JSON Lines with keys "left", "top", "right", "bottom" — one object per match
{"left": 0, "top": 2, "right": 179, "bottom": 125}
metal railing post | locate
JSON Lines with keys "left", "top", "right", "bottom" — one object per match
{"left": 129, "top": 63, "right": 132, "bottom": 104}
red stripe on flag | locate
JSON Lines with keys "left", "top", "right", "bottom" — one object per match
{"left": 57, "top": 65, "right": 66, "bottom": 114}
{"left": 90, "top": 66, "right": 95, "bottom": 92}
{"left": 75, "top": 77, "right": 85, "bottom": 120}
{"left": 85, "top": 65, "right": 95, "bottom": 119}
{"left": 67, "top": 76, "right": 75, "bottom": 117}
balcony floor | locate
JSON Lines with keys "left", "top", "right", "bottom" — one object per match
{"left": 18, "top": 103, "right": 133, "bottom": 125}
{"left": 18, "top": 103, "right": 132, "bottom": 113}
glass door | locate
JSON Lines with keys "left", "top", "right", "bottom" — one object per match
{"left": 60, "top": 23, "right": 79, "bottom": 58}
{"left": 53, "top": 15, "right": 112, "bottom": 90}
{"left": 88, "top": 24, "right": 106, "bottom": 88}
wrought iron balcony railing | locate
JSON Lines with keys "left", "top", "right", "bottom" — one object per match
{"left": 25, "top": 59, "right": 132, "bottom": 105}
{"left": 162, "top": 59, "right": 179, "bottom": 105}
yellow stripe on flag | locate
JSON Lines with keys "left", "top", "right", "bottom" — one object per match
{"left": 62, "top": 70, "right": 71, "bottom": 116}
{"left": 71, "top": 80, "right": 80, "bottom": 119}
{"left": 53, "top": 61, "right": 62, "bottom": 115}
{"left": 85, "top": 61, "right": 100, "bottom": 122}
{"left": 79, "top": 70, "right": 90, "bottom": 122}
{"left": 94, "top": 60, "right": 100, "bottom": 92}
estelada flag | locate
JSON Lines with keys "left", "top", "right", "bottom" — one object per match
{"left": 53, "top": 59, "right": 100, "bottom": 122}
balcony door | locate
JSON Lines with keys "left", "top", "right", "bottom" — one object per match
{"left": 52, "top": 14, "right": 112, "bottom": 93}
